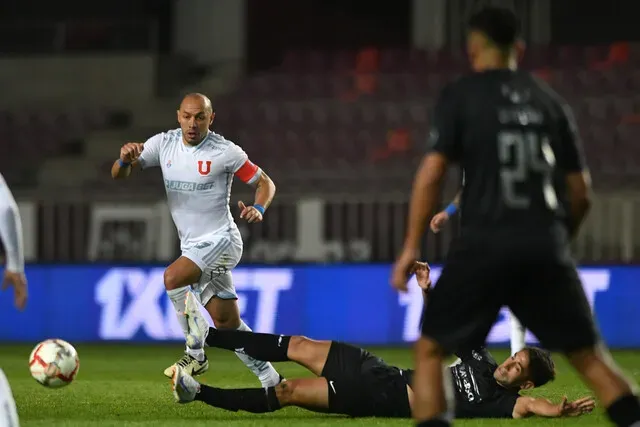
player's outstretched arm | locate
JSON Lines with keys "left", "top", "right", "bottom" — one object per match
{"left": 512, "top": 395, "right": 595, "bottom": 418}
{"left": 251, "top": 170, "right": 276, "bottom": 210}
{"left": 393, "top": 84, "right": 458, "bottom": 291}
{"left": 111, "top": 142, "right": 144, "bottom": 179}
{"left": 392, "top": 153, "right": 447, "bottom": 292}
{"left": 238, "top": 170, "right": 276, "bottom": 224}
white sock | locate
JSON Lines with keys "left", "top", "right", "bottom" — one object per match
{"left": 167, "top": 287, "right": 206, "bottom": 362}
{"left": 186, "top": 347, "right": 205, "bottom": 362}
{"left": 167, "top": 287, "right": 189, "bottom": 338}
{"left": 234, "top": 321, "right": 282, "bottom": 387}
{"left": 510, "top": 312, "right": 526, "bottom": 356}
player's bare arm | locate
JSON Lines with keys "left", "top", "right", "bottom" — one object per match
{"left": 111, "top": 142, "right": 144, "bottom": 179}
{"left": 430, "top": 189, "right": 462, "bottom": 233}
{"left": 392, "top": 153, "right": 447, "bottom": 292}
{"left": 238, "top": 170, "right": 276, "bottom": 224}
{"left": 512, "top": 395, "right": 595, "bottom": 418}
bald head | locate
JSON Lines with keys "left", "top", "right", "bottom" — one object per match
{"left": 180, "top": 93, "right": 213, "bottom": 114}
{"left": 177, "top": 93, "right": 215, "bottom": 145}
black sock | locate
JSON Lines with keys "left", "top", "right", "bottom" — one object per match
{"left": 606, "top": 394, "right": 640, "bottom": 427}
{"left": 205, "top": 328, "right": 291, "bottom": 361}
{"left": 416, "top": 419, "right": 450, "bottom": 427}
{"left": 195, "top": 384, "right": 281, "bottom": 413}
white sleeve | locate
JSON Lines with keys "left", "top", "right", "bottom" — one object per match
{"left": 226, "top": 143, "right": 262, "bottom": 184}
{"left": 0, "top": 369, "right": 19, "bottom": 427}
{"left": 137, "top": 133, "right": 164, "bottom": 169}
{"left": 0, "top": 174, "right": 24, "bottom": 273}
{"left": 225, "top": 143, "right": 249, "bottom": 172}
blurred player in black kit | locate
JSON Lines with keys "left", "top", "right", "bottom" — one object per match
{"left": 391, "top": 6, "right": 640, "bottom": 427}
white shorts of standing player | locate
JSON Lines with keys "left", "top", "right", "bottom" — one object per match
{"left": 178, "top": 231, "right": 282, "bottom": 388}
{"left": 509, "top": 310, "right": 526, "bottom": 356}
{"left": 0, "top": 369, "right": 19, "bottom": 427}
{"left": 182, "top": 232, "right": 244, "bottom": 305}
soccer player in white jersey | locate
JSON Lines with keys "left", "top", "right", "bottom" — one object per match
{"left": 0, "top": 172, "right": 26, "bottom": 427}
{"left": 430, "top": 187, "right": 526, "bottom": 356}
{"left": 111, "top": 93, "right": 283, "bottom": 387}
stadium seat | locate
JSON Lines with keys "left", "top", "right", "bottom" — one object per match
{"left": 70, "top": 44, "right": 631, "bottom": 191}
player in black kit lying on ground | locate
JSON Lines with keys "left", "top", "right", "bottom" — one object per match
{"left": 170, "top": 262, "right": 595, "bottom": 419}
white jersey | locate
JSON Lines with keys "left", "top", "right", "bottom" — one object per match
{"left": 137, "top": 129, "right": 261, "bottom": 248}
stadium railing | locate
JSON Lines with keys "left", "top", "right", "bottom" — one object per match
{"left": 8, "top": 191, "right": 640, "bottom": 264}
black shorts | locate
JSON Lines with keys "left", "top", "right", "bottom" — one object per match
{"left": 421, "top": 232, "right": 599, "bottom": 354}
{"left": 321, "top": 342, "right": 411, "bottom": 418}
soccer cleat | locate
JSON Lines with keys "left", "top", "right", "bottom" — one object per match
{"left": 172, "top": 365, "right": 200, "bottom": 404}
{"left": 163, "top": 354, "right": 209, "bottom": 378}
{"left": 185, "top": 291, "right": 209, "bottom": 350}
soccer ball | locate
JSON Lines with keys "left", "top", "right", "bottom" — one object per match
{"left": 29, "top": 339, "right": 79, "bottom": 388}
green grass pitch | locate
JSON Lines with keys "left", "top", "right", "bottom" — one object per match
{"left": 3, "top": 344, "right": 640, "bottom": 426}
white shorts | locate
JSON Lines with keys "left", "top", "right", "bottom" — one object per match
{"left": 182, "top": 233, "right": 243, "bottom": 305}
{"left": 0, "top": 369, "right": 19, "bottom": 427}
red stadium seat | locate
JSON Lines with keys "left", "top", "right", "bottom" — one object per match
{"left": 110, "top": 44, "right": 637, "bottom": 191}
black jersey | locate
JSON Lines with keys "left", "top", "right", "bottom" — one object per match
{"left": 449, "top": 347, "right": 519, "bottom": 418}
{"left": 428, "top": 69, "right": 586, "bottom": 241}
{"left": 402, "top": 347, "right": 519, "bottom": 419}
